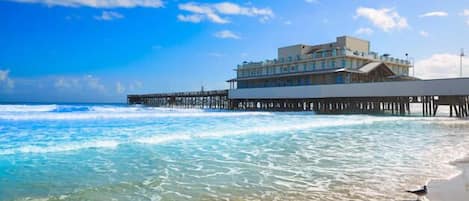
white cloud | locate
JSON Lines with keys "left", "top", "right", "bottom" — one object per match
{"left": 462, "top": 9, "right": 469, "bottom": 26}
{"left": 419, "top": 11, "right": 448, "bottom": 18}
{"left": 214, "top": 30, "right": 240, "bottom": 39}
{"left": 284, "top": 20, "right": 292, "bottom": 25}
{"left": 0, "top": 70, "right": 8, "bottom": 81}
{"left": 177, "top": 14, "right": 203, "bottom": 23}
{"left": 208, "top": 52, "right": 224, "bottom": 57}
{"left": 355, "top": 27, "right": 374, "bottom": 35}
{"left": 462, "top": 9, "right": 469, "bottom": 16}
{"left": 419, "top": 30, "right": 429, "bottom": 37}
{"left": 128, "top": 81, "right": 143, "bottom": 91}
{"left": 9, "top": 0, "right": 163, "bottom": 8}
{"left": 305, "top": 0, "right": 318, "bottom": 3}
{"left": 355, "top": 7, "right": 408, "bottom": 32}
{"left": 54, "top": 75, "right": 105, "bottom": 92}
{"left": 178, "top": 2, "right": 229, "bottom": 24}
{"left": 115, "top": 82, "right": 125, "bottom": 94}
{"left": 414, "top": 53, "right": 468, "bottom": 79}
{"left": 94, "top": 11, "right": 124, "bottom": 21}
{"left": 0, "top": 70, "right": 15, "bottom": 90}
{"left": 177, "top": 2, "right": 273, "bottom": 24}
{"left": 83, "top": 75, "right": 105, "bottom": 91}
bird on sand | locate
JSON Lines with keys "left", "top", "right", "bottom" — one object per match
{"left": 406, "top": 185, "right": 427, "bottom": 201}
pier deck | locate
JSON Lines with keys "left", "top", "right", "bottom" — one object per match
{"left": 128, "top": 78, "right": 469, "bottom": 117}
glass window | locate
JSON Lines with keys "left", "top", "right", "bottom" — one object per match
{"left": 312, "top": 62, "right": 316, "bottom": 70}
{"left": 321, "top": 61, "right": 325, "bottom": 69}
{"left": 303, "top": 64, "right": 307, "bottom": 71}
{"left": 342, "top": 59, "right": 346, "bottom": 67}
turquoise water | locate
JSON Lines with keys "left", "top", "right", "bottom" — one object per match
{"left": 1, "top": 104, "right": 469, "bottom": 201}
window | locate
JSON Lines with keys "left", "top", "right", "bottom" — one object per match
{"left": 288, "top": 56, "right": 292, "bottom": 62}
{"left": 331, "top": 60, "right": 336, "bottom": 68}
{"left": 321, "top": 61, "right": 325, "bottom": 69}
{"left": 296, "top": 55, "right": 301, "bottom": 60}
{"left": 341, "top": 59, "right": 346, "bottom": 67}
{"left": 336, "top": 75, "right": 344, "bottom": 84}
{"left": 332, "top": 49, "right": 337, "bottom": 57}
{"left": 303, "top": 64, "right": 307, "bottom": 71}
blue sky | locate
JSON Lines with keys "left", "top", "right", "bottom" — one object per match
{"left": 1, "top": 0, "right": 469, "bottom": 103}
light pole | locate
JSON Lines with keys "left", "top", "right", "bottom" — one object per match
{"left": 461, "top": 48, "right": 465, "bottom": 77}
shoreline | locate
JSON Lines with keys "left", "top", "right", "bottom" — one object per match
{"left": 428, "top": 156, "right": 469, "bottom": 201}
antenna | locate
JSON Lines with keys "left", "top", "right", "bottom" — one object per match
{"left": 461, "top": 48, "right": 465, "bottom": 77}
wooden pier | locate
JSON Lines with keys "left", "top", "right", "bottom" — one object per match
{"left": 127, "top": 90, "right": 230, "bottom": 109}
{"left": 127, "top": 78, "right": 469, "bottom": 118}
{"left": 229, "top": 96, "right": 469, "bottom": 117}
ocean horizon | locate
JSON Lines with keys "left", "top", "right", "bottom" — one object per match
{"left": 1, "top": 103, "right": 468, "bottom": 201}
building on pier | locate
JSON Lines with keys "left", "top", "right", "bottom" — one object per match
{"left": 228, "top": 36, "right": 414, "bottom": 89}
{"left": 128, "top": 36, "right": 469, "bottom": 117}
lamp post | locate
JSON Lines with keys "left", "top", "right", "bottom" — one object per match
{"left": 461, "top": 48, "right": 465, "bottom": 77}
{"left": 405, "top": 53, "right": 415, "bottom": 77}
{"left": 405, "top": 53, "right": 409, "bottom": 76}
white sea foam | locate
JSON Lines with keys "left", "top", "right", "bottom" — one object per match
{"left": 135, "top": 116, "right": 404, "bottom": 145}
{"left": 0, "top": 104, "right": 273, "bottom": 120}
{"left": 1, "top": 140, "right": 119, "bottom": 155}
{"left": 0, "top": 104, "right": 58, "bottom": 112}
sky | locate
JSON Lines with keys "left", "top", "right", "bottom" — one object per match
{"left": 1, "top": 0, "right": 469, "bottom": 103}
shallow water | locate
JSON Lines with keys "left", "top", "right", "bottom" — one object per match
{"left": 0, "top": 104, "right": 468, "bottom": 201}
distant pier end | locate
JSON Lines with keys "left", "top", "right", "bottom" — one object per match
{"left": 127, "top": 36, "right": 469, "bottom": 117}
{"left": 127, "top": 90, "right": 231, "bottom": 109}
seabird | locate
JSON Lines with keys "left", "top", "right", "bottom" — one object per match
{"left": 406, "top": 185, "right": 427, "bottom": 200}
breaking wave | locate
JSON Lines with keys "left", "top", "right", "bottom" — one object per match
{"left": 0, "top": 104, "right": 272, "bottom": 120}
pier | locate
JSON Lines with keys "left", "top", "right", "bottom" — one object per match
{"left": 229, "top": 78, "right": 469, "bottom": 117}
{"left": 128, "top": 78, "right": 469, "bottom": 118}
{"left": 127, "top": 90, "right": 230, "bottom": 109}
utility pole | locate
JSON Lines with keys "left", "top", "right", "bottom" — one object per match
{"left": 461, "top": 48, "right": 465, "bottom": 77}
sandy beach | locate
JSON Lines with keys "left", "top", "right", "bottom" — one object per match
{"left": 428, "top": 157, "right": 469, "bottom": 201}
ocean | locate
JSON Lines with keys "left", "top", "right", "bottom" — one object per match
{"left": 0, "top": 104, "right": 468, "bottom": 201}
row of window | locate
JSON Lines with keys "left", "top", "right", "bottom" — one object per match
{"left": 237, "top": 75, "right": 350, "bottom": 88}
{"left": 279, "top": 49, "right": 346, "bottom": 63}
{"left": 238, "top": 60, "right": 409, "bottom": 78}
{"left": 238, "top": 59, "right": 349, "bottom": 77}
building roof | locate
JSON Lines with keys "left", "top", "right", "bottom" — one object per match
{"left": 359, "top": 62, "right": 383, "bottom": 73}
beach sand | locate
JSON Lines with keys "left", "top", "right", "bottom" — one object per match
{"left": 428, "top": 157, "right": 469, "bottom": 201}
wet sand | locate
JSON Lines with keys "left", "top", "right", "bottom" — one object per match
{"left": 428, "top": 157, "right": 469, "bottom": 201}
